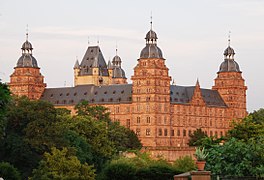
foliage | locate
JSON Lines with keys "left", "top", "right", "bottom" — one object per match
{"left": 30, "top": 147, "right": 96, "bottom": 180}
{"left": 0, "top": 161, "right": 21, "bottom": 180}
{"left": 250, "top": 108, "right": 264, "bottom": 124}
{"left": 100, "top": 158, "right": 137, "bottom": 180}
{"left": 205, "top": 109, "right": 264, "bottom": 177}
{"left": 206, "top": 137, "right": 264, "bottom": 177}
{"left": 194, "top": 147, "right": 208, "bottom": 161}
{"left": 0, "top": 81, "right": 11, "bottom": 138}
{"left": 100, "top": 153, "right": 181, "bottom": 180}
{"left": 0, "top": 97, "right": 142, "bottom": 178}
{"left": 75, "top": 101, "right": 111, "bottom": 122}
{"left": 108, "top": 122, "right": 142, "bottom": 153}
{"left": 173, "top": 156, "right": 196, "bottom": 173}
{"left": 228, "top": 116, "right": 264, "bottom": 142}
{"left": 188, "top": 128, "right": 208, "bottom": 146}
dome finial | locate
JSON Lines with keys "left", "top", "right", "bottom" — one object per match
{"left": 26, "top": 24, "right": 29, "bottom": 41}
{"left": 115, "top": 42, "right": 118, "bottom": 56}
{"left": 228, "top": 31, "right": 231, "bottom": 47}
{"left": 150, "top": 11, "right": 153, "bottom": 30}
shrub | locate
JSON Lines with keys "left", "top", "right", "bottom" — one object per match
{"left": 0, "top": 162, "right": 21, "bottom": 180}
{"left": 173, "top": 156, "right": 196, "bottom": 173}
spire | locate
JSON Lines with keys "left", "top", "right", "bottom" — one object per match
{"left": 26, "top": 24, "right": 29, "bottom": 41}
{"left": 195, "top": 78, "right": 200, "bottom": 87}
{"left": 115, "top": 43, "right": 118, "bottom": 56}
{"left": 74, "top": 56, "right": 80, "bottom": 69}
{"left": 150, "top": 11, "right": 153, "bottom": 30}
{"left": 228, "top": 31, "right": 231, "bottom": 47}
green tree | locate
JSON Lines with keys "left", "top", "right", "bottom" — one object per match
{"left": 188, "top": 128, "right": 208, "bottom": 146}
{"left": 100, "top": 153, "right": 181, "bottom": 180}
{"left": 228, "top": 116, "right": 264, "bottom": 142}
{"left": 0, "top": 162, "right": 21, "bottom": 180}
{"left": 108, "top": 122, "right": 142, "bottom": 153}
{"left": 250, "top": 108, "right": 264, "bottom": 124}
{"left": 206, "top": 137, "right": 264, "bottom": 177}
{"left": 31, "top": 147, "right": 96, "bottom": 180}
{"left": 0, "top": 81, "right": 11, "bottom": 138}
{"left": 173, "top": 156, "right": 196, "bottom": 173}
{"left": 75, "top": 101, "right": 111, "bottom": 122}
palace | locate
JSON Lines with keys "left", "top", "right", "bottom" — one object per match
{"left": 9, "top": 25, "right": 247, "bottom": 161}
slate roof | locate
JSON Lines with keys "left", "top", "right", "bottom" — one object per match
{"left": 40, "top": 84, "right": 132, "bottom": 105}
{"left": 41, "top": 84, "right": 226, "bottom": 107}
{"left": 79, "top": 46, "right": 109, "bottom": 76}
{"left": 170, "top": 85, "right": 227, "bottom": 107}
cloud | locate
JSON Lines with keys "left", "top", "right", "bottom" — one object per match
{"left": 32, "top": 26, "right": 143, "bottom": 41}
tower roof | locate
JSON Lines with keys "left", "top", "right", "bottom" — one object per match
{"left": 79, "top": 46, "right": 109, "bottom": 76}
{"left": 16, "top": 34, "right": 38, "bottom": 68}
{"left": 218, "top": 40, "right": 241, "bottom": 73}
{"left": 140, "top": 24, "right": 163, "bottom": 59}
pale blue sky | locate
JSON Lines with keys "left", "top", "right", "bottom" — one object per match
{"left": 1, "top": 0, "right": 264, "bottom": 112}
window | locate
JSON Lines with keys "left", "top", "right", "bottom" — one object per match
{"left": 137, "top": 105, "right": 140, "bottom": 112}
{"left": 116, "top": 107, "right": 120, "bottom": 113}
{"left": 171, "top": 130, "right": 175, "bottom": 136}
{"left": 146, "top": 105, "right": 150, "bottom": 112}
{"left": 74, "top": 92, "right": 77, "bottom": 96}
{"left": 177, "top": 129, "right": 180, "bottom": 136}
{"left": 146, "top": 117, "right": 151, "bottom": 123}
{"left": 146, "top": 129, "right": 150, "bottom": 136}
{"left": 188, "top": 130, "right": 192, "bottom": 136}
{"left": 136, "top": 128, "right": 140, "bottom": 136}
{"left": 183, "top": 129, "right": 186, "bottom": 136}
{"left": 126, "top": 119, "right": 130, "bottom": 128}
{"left": 164, "top": 129, "right": 168, "bottom": 136}
{"left": 137, "top": 117, "right": 140, "bottom": 124}
{"left": 158, "top": 129, "right": 162, "bottom": 136}
{"left": 210, "top": 131, "right": 213, "bottom": 136}
{"left": 215, "top": 131, "right": 218, "bottom": 138}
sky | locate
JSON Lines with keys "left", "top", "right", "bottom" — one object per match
{"left": 0, "top": 0, "right": 264, "bottom": 112}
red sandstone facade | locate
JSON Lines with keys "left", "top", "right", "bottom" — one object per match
{"left": 9, "top": 28, "right": 247, "bottom": 161}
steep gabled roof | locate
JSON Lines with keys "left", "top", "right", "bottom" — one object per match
{"left": 79, "top": 46, "right": 109, "bottom": 76}
{"left": 170, "top": 85, "right": 227, "bottom": 107}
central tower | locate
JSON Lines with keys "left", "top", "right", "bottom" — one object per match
{"left": 131, "top": 24, "right": 171, "bottom": 147}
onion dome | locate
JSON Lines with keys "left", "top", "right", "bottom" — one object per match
{"left": 111, "top": 53, "right": 126, "bottom": 79}
{"left": 219, "top": 59, "right": 240, "bottom": 73}
{"left": 218, "top": 43, "right": 240, "bottom": 73}
{"left": 140, "top": 24, "right": 163, "bottom": 59}
{"left": 16, "top": 34, "right": 39, "bottom": 68}
{"left": 145, "top": 30, "right": 158, "bottom": 40}
{"left": 22, "top": 40, "right": 33, "bottom": 50}
{"left": 112, "top": 68, "right": 126, "bottom": 79}
{"left": 112, "top": 55, "right": 122, "bottom": 67}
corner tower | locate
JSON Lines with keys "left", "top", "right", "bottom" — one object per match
{"left": 212, "top": 39, "right": 247, "bottom": 119}
{"left": 131, "top": 23, "right": 171, "bottom": 147}
{"left": 9, "top": 34, "right": 46, "bottom": 100}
